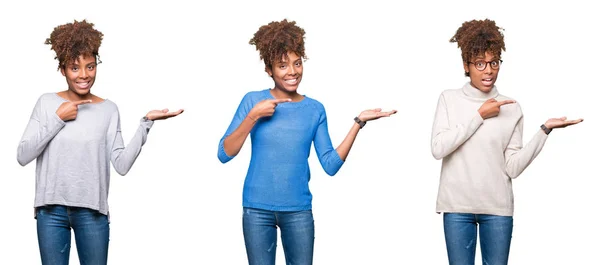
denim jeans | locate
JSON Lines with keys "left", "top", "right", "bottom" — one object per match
{"left": 444, "top": 213, "right": 513, "bottom": 265}
{"left": 242, "top": 207, "right": 314, "bottom": 265}
{"left": 36, "top": 205, "right": 110, "bottom": 265}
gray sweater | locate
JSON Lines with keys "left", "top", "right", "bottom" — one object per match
{"left": 17, "top": 93, "right": 153, "bottom": 216}
{"left": 431, "top": 82, "right": 548, "bottom": 216}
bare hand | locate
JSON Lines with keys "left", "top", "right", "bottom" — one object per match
{"left": 248, "top": 98, "right": 292, "bottom": 120}
{"left": 145, "top": 109, "right": 184, "bottom": 121}
{"left": 357, "top": 108, "right": 397, "bottom": 122}
{"left": 478, "top": 98, "right": 516, "bottom": 119}
{"left": 544, "top": 117, "right": 583, "bottom": 129}
{"left": 56, "top": 99, "right": 92, "bottom": 121}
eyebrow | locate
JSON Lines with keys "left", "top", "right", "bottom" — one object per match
{"left": 68, "top": 61, "right": 96, "bottom": 67}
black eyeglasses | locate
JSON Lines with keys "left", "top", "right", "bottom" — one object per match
{"left": 468, "top": 59, "right": 502, "bottom": 71}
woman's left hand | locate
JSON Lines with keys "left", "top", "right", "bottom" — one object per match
{"left": 357, "top": 108, "right": 397, "bottom": 122}
{"left": 544, "top": 116, "right": 583, "bottom": 129}
{"left": 145, "top": 108, "right": 184, "bottom": 121}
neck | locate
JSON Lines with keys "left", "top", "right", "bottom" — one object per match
{"left": 462, "top": 82, "right": 498, "bottom": 100}
{"left": 63, "top": 90, "right": 93, "bottom": 101}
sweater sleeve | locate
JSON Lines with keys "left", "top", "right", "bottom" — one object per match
{"left": 108, "top": 109, "right": 154, "bottom": 176}
{"left": 217, "top": 93, "right": 253, "bottom": 163}
{"left": 431, "top": 93, "right": 484, "bottom": 160}
{"left": 313, "top": 108, "right": 344, "bottom": 176}
{"left": 17, "top": 96, "right": 66, "bottom": 166}
{"left": 504, "top": 116, "right": 548, "bottom": 179}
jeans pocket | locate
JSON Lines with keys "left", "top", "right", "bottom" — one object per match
{"left": 35, "top": 206, "right": 49, "bottom": 216}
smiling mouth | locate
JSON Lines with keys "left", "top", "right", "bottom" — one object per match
{"left": 76, "top": 82, "right": 90, "bottom": 89}
{"left": 284, "top": 78, "right": 298, "bottom": 85}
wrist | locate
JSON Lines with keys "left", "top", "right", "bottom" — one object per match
{"left": 246, "top": 115, "right": 258, "bottom": 122}
{"left": 248, "top": 110, "right": 260, "bottom": 120}
{"left": 354, "top": 116, "right": 366, "bottom": 129}
{"left": 540, "top": 124, "right": 552, "bottom": 135}
{"left": 477, "top": 109, "right": 485, "bottom": 119}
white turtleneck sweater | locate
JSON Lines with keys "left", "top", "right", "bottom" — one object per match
{"left": 431, "top": 82, "right": 548, "bottom": 216}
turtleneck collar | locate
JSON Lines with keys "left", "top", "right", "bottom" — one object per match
{"left": 461, "top": 82, "right": 498, "bottom": 100}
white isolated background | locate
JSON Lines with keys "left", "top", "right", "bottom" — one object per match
{"left": 0, "top": 0, "right": 597, "bottom": 264}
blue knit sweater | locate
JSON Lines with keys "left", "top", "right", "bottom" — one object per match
{"left": 218, "top": 89, "right": 344, "bottom": 211}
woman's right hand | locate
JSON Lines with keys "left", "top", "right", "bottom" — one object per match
{"left": 247, "top": 98, "right": 291, "bottom": 121}
{"left": 55, "top": 99, "right": 92, "bottom": 121}
{"left": 478, "top": 98, "right": 516, "bottom": 119}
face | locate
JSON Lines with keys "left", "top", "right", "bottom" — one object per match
{"left": 266, "top": 51, "right": 303, "bottom": 93}
{"left": 463, "top": 51, "right": 500, "bottom": 93}
{"left": 60, "top": 55, "right": 97, "bottom": 96}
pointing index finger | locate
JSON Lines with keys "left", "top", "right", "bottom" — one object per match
{"left": 74, "top": 99, "right": 93, "bottom": 105}
{"left": 497, "top": 100, "right": 516, "bottom": 106}
{"left": 270, "top": 98, "right": 292, "bottom": 104}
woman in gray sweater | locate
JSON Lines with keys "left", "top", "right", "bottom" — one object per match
{"left": 16, "top": 20, "right": 183, "bottom": 265}
{"left": 431, "top": 19, "right": 582, "bottom": 265}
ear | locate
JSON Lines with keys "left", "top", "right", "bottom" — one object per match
{"left": 463, "top": 61, "right": 469, "bottom": 75}
{"left": 265, "top": 66, "right": 273, "bottom": 77}
{"left": 60, "top": 67, "right": 66, "bottom": 76}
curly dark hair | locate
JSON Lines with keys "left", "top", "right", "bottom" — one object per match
{"left": 450, "top": 19, "right": 505, "bottom": 76}
{"left": 249, "top": 19, "right": 307, "bottom": 69}
{"left": 44, "top": 20, "right": 104, "bottom": 70}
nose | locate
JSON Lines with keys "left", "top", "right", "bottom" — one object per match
{"left": 484, "top": 62, "right": 493, "bottom": 74}
{"left": 288, "top": 65, "right": 296, "bottom": 75}
{"left": 79, "top": 68, "right": 89, "bottom": 79}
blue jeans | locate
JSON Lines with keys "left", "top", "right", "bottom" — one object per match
{"left": 444, "top": 213, "right": 513, "bottom": 265}
{"left": 36, "top": 205, "right": 110, "bottom": 265}
{"left": 242, "top": 207, "right": 314, "bottom": 265}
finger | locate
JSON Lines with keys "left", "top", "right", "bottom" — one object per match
{"left": 167, "top": 109, "right": 184, "bottom": 116}
{"left": 380, "top": 110, "right": 398, "bottom": 116}
{"left": 559, "top": 116, "right": 567, "bottom": 121}
{"left": 497, "top": 100, "right": 516, "bottom": 106}
{"left": 269, "top": 98, "right": 292, "bottom": 104}
{"left": 162, "top": 108, "right": 169, "bottom": 113}
{"left": 486, "top": 98, "right": 497, "bottom": 103}
{"left": 74, "top": 99, "right": 93, "bottom": 105}
{"left": 565, "top": 119, "right": 583, "bottom": 124}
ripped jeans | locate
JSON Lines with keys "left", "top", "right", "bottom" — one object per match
{"left": 443, "top": 213, "right": 513, "bottom": 265}
{"left": 36, "top": 205, "right": 110, "bottom": 265}
{"left": 242, "top": 207, "right": 314, "bottom": 265}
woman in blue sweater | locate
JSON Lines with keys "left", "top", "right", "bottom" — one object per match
{"left": 217, "top": 19, "right": 396, "bottom": 265}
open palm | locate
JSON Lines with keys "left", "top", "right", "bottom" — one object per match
{"left": 545, "top": 117, "right": 583, "bottom": 129}
{"left": 358, "top": 108, "right": 397, "bottom": 122}
{"left": 146, "top": 108, "right": 184, "bottom": 121}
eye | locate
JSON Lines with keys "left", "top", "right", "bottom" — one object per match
{"left": 71, "top": 67, "right": 79, "bottom": 71}
{"left": 87, "top": 65, "right": 95, "bottom": 70}
{"left": 475, "top": 61, "right": 485, "bottom": 68}
{"left": 295, "top": 61, "right": 302, "bottom": 67}
{"left": 279, "top": 65, "right": 287, "bottom": 70}
{"left": 490, "top": 61, "right": 499, "bottom": 67}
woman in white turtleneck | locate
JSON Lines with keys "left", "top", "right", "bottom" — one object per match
{"left": 430, "top": 19, "right": 583, "bottom": 265}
